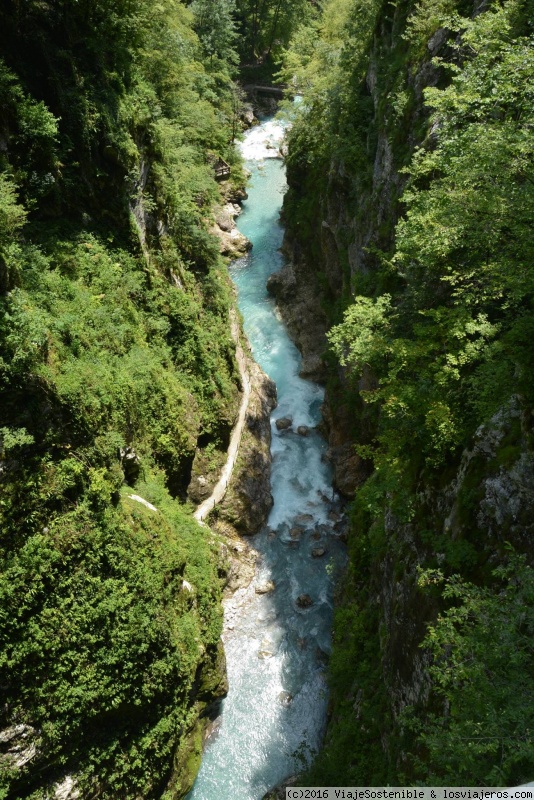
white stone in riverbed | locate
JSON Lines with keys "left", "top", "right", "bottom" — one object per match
{"left": 255, "top": 580, "right": 275, "bottom": 594}
{"left": 257, "top": 608, "right": 278, "bottom": 623}
{"left": 258, "top": 638, "right": 275, "bottom": 659}
{"left": 278, "top": 691, "right": 293, "bottom": 707}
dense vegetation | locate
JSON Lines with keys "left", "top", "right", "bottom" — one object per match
{"left": 281, "top": 0, "right": 534, "bottom": 786}
{"left": 0, "top": 1, "right": 247, "bottom": 797}
{"left": 235, "top": 0, "right": 315, "bottom": 66}
{"left": 2, "top": 0, "right": 532, "bottom": 793}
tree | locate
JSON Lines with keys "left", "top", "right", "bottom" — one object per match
{"left": 405, "top": 557, "right": 534, "bottom": 785}
{"left": 191, "top": 0, "right": 239, "bottom": 66}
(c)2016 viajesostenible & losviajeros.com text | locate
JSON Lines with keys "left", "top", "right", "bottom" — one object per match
{"left": 286, "top": 788, "right": 534, "bottom": 800}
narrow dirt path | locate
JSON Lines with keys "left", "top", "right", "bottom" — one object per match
{"left": 194, "top": 310, "right": 252, "bottom": 522}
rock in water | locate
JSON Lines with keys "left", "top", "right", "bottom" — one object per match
{"left": 294, "top": 513, "right": 314, "bottom": 525}
{"left": 262, "top": 775, "right": 299, "bottom": 800}
{"left": 296, "top": 594, "right": 313, "bottom": 609}
{"left": 297, "top": 425, "right": 310, "bottom": 436}
{"left": 311, "top": 547, "right": 326, "bottom": 558}
{"left": 258, "top": 638, "right": 275, "bottom": 659}
{"left": 255, "top": 580, "right": 275, "bottom": 594}
{"left": 278, "top": 691, "right": 293, "bottom": 707}
{"left": 275, "top": 416, "right": 292, "bottom": 430}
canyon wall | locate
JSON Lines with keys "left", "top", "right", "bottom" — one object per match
{"left": 278, "top": 0, "right": 534, "bottom": 784}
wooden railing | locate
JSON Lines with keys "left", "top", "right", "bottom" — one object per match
{"left": 214, "top": 158, "right": 231, "bottom": 180}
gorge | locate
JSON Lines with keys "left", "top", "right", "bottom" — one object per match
{"left": 0, "top": 0, "right": 533, "bottom": 797}
{"left": 188, "top": 115, "right": 346, "bottom": 800}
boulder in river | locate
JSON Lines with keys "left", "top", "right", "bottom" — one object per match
{"left": 258, "top": 638, "right": 275, "bottom": 659}
{"left": 278, "top": 691, "right": 293, "bottom": 707}
{"left": 311, "top": 547, "right": 327, "bottom": 558}
{"left": 275, "top": 416, "right": 292, "bottom": 431}
{"left": 297, "top": 425, "right": 310, "bottom": 436}
{"left": 296, "top": 594, "right": 313, "bottom": 609}
{"left": 289, "top": 526, "right": 303, "bottom": 540}
{"left": 294, "top": 513, "right": 314, "bottom": 525}
{"left": 255, "top": 580, "right": 275, "bottom": 595}
{"left": 215, "top": 207, "right": 234, "bottom": 232}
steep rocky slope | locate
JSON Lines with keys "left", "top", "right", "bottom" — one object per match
{"left": 0, "top": 2, "right": 272, "bottom": 797}
{"left": 278, "top": 0, "right": 534, "bottom": 784}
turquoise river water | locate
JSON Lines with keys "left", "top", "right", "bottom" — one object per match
{"left": 188, "top": 117, "right": 346, "bottom": 800}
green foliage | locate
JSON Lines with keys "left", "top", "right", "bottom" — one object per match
{"left": 403, "top": 557, "right": 534, "bottom": 785}
{"left": 326, "top": 1, "right": 534, "bottom": 476}
{"left": 0, "top": 426, "right": 34, "bottom": 453}
{"left": 281, "top": 0, "right": 383, "bottom": 165}
{"left": 0, "top": 61, "right": 59, "bottom": 208}
{"left": 0, "top": 0, "right": 243, "bottom": 796}
{"left": 191, "top": 0, "right": 239, "bottom": 67}
{"left": 0, "top": 489, "right": 224, "bottom": 798}
{"left": 283, "top": 0, "right": 534, "bottom": 787}
{"left": 0, "top": 173, "right": 27, "bottom": 292}
{"left": 234, "top": 0, "right": 315, "bottom": 65}
{"left": 329, "top": 294, "right": 393, "bottom": 372}
{"left": 0, "top": 175, "right": 26, "bottom": 244}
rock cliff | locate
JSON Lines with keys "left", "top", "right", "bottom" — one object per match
{"left": 278, "top": 0, "right": 534, "bottom": 784}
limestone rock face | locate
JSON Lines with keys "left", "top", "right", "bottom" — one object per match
{"left": 0, "top": 724, "right": 39, "bottom": 770}
{"left": 217, "top": 227, "right": 251, "bottom": 258}
{"left": 211, "top": 202, "right": 251, "bottom": 258}
{"left": 218, "top": 533, "right": 257, "bottom": 593}
{"left": 216, "top": 357, "right": 277, "bottom": 535}
{"left": 240, "top": 103, "right": 257, "bottom": 127}
{"left": 442, "top": 396, "right": 534, "bottom": 549}
{"left": 54, "top": 776, "right": 80, "bottom": 800}
{"left": 322, "top": 394, "right": 372, "bottom": 497}
{"left": 187, "top": 473, "right": 213, "bottom": 505}
{"left": 266, "top": 263, "right": 328, "bottom": 381}
{"left": 372, "top": 395, "right": 534, "bottom": 755}
{"left": 215, "top": 205, "right": 237, "bottom": 232}
{"left": 119, "top": 445, "right": 140, "bottom": 485}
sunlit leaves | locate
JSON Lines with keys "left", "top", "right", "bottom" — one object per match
{"left": 328, "top": 1, "right": 534, "bottom": 472}
{"left": 328, "top": 294, "right": 393, "bottom": 372}
{"left": 408, "top": 557, "right": 534, "bottom": 784}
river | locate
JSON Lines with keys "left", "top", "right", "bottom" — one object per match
{"left": 187, "top": 116, "right": 346, "bottom": 800}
